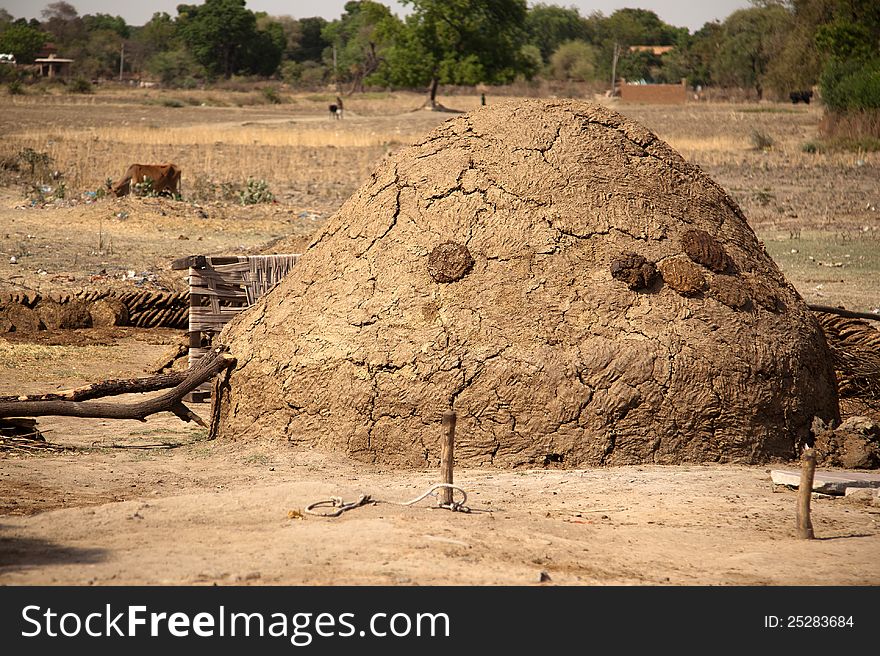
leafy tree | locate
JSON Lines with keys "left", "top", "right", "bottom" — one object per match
{"left": 815, "top": 19, "right": 875, "bottom": 62}
{"left": 76, "top": 27, "right": 125, "bottom": 79}
{"left": 599, "top": 8, "right": 683, "bottom": 47}
{"left": 525, "top": 3, "right": 591, "bottom": 62}
{"left": 243, "top": 13, "right": 285, "bottom": 77}
{"left": 147, "top": 47, "right": 204, "bottom": 86}
{"left": 381, "top": 0, "right": 530, "bottom": 106}
{"left": 292, "top": 17, "right": 330, "bottom": 62}
{"left": 820, "top": 57, "right": 880, "bottom": 111}
{"left": 270, "top": 15, "right": 302, "bottom": 61}
{"left": 711, "top": 5, "right": 793, "bottom": 99}
{"left": 813, "top": 1, "right": 880, "bottom": 113}
{"left": 322, "top": 1, "right": 400, "bottom": 93}
{"left": 82, "top": 13, "right": 130, "bottom": 39}
{"left": 130, "top": 12, "right": 179, "bottom": 74}
{"left": 40, "top": 1, "right": 86, "bottom": 48}
{"left": 177, "top": 0, "right": 271, "bottom": 79}
{"left": 0, "top": 23, "right": 47, "bottom": 63}
{"left": 589, "top": 8, "right": 686, "bottom": 84}
{"left": 548, "top": 40, "right": 598, "bottom": 81}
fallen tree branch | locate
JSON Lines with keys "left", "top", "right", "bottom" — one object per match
{"left": 0, "top": 347, "right": 235, "bottom": 428}
{"left": 0, "top": 371, "right": 189, "bottom": 404}
{"left": 809, "top": 304, "right": 880, "bottom": 322}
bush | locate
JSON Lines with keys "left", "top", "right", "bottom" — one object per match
{"left": 17, "top": 148, "right": 53, "bottom": 181}
{"left": 7, "top": 79, "right": 23, "bottom": 95}
{"left": 819, "top": 58, "right": 880, "bottom": 112}
{"left": 261, "top": 86, "right": 282, "bottom": 104}
{"left": 238, "top": 178, "right": 274, "bottom": 205}
{"left": 549, "top": 40, "right": 598, "bottom": 82}
{"left": 68, "top": 77, "right": 93, "bottom": 94}
{"left": 750, "top": 129, "right": 774, "bottom": 151}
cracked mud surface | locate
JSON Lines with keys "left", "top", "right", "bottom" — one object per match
{"left": 218, "top": 100, "right": 838, "bottom": 467}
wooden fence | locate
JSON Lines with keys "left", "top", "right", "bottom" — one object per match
{"left": 172, "top": 254, "right": 300, "bottom": 401}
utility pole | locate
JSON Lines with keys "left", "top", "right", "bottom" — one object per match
{"left": 610, "top": 42, "right": 620, "bottom": 96}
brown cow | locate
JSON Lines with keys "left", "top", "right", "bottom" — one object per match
{"left": 111, "top": 163, "right": 181, "bottom": 197}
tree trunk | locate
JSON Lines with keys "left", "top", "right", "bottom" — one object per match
{"left": 429, "top": 77, "right": 439, "bottom": 107}
{"left": 0, "top": 348, "right": 235, "bottom": 428}
{"left": 0, "top": 371, "right": 188, "bottom": 404}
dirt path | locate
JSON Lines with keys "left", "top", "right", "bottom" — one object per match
{"left": 2, "top": 441, "right": 878, "bottom": 585}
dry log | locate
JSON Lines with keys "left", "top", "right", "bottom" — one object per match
{"left": 809, "top": 304, "right": 880, "bottom": 322}
{"left": 0, "top": 371, "right": 189, "bottom": 404}
{"left": 0, "top": 347, "right": 235, "bottom": 427}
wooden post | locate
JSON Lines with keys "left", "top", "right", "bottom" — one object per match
{"left": 797, "top": 448, "right": 816, "bottom": 539}
{"left": 440, "top": 411, "right": 456, "bottom": 506}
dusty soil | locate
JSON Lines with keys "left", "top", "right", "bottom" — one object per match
{"left": 1, "top": 93, "right": 878, "bottom": 585}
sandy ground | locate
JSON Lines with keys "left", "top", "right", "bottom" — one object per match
{"left": 1, "top": 331, "right": 879, "bottom": 586}
{"left": 1, "top": 95, "right": 879, "bottom": 586}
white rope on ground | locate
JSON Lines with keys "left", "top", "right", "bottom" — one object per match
{"left": 304, "top": 483, "right": 471, "bottom": 518}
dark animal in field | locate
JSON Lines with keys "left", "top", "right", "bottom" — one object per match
{"left": 790, "top": 90, "right": 813, "bottom": 104}
{"left": 329, "top": 104, "right": 340, "bottom": 119}
{"left": 111, "top": 163, "right": 181, "bottom": 197}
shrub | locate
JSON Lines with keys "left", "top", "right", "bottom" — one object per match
{"left": 819, "top": 58, "right": 880, "bottom": 112}
{"left": 261, "top": 86, "right": 282, "bottom": 104}
{"left": 238, "top": 178, "right": 274, "bottom": 205}
{"left": 7, "top": 79, "right": 23, "bottom": 95}
{"left": 68, "top": 77, "right": 93, "bottom": 94}
{"left": 17, "top": 148, "right": 52, "bottom": 181}
{"left": 750, "top": 129, "right": 774, "bottom": 151}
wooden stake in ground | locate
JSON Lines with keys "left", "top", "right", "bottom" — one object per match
{"left": 797, "top": 448, "right": 817, "bottom": 539}
{"left": 440, "top": 411, "right": 456, "bottom": 506}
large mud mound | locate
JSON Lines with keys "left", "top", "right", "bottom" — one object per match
{"left": 217, "top": 99, "right": 838, "bottom": 467}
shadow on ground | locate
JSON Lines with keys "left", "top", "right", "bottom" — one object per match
{"left": 0, "top": 528, "right": 106, "bottom": 572}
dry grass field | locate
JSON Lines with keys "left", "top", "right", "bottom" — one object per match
{"left": 0, "top": 88, "right": 878, "bottom": 586}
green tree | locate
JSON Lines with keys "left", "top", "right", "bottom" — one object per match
{"left": 712, "top": 5, "right": 793, "bottom": 99}
{"left": 381, "top": 0, "right": 530, "bottom": 107}
{"left": 40, "top": 1, "right": 86, "bottom": 49}
{"left": 147, "top": 47, "right": 204, "bottom": 86}
{"left": 292, "top": 17, "right": 330, "bottom": 62}
{"left": 0, "top": 23, "right": 47, "bottom": 63}
{"left": 130, "top": 12, "right": 179, "bottom": 74}
{"left": 242, "top": 13, "right": 285, "bottom": 77}
{"left": 525, "top": 3, "right": 591, "bottom": 62}
{"left": 82, "top": 13, "right": 130, "bottom": 39}
{"left": 323, "top": 1, "right": 400, "bottom": 93}
{"left": 177, "top": 0, "right": 268, "bottom": 79}
{"left": 813, "top": 1, "right": 880, "bottom": 113}
{"left": 660, "top": 22, "right": 722, "bottom": 87}
{"left": 590, "top": 8, "right": 687, "bottom": 84}
{"left": 600, "top": 8, "right": 683, "bottom": 46}
{"left": 549, "top": 40, "right": 598, "bottom": 81}
{"left": 77, "top": 28, "right": 125, "bottom": 79}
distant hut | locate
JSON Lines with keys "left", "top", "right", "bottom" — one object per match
{"left": 35, "top": 54, "right": 73, "bottom": 78}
